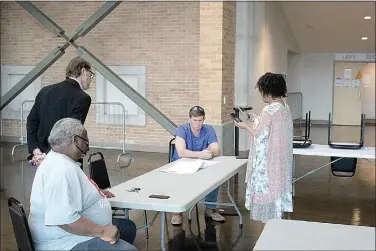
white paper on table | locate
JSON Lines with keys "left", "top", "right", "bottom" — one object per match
{"left": 201, "top": 160, "right": 221, "bottom": 168}
{"left": 160, "top": 159, "right": 221, "bottom": 174}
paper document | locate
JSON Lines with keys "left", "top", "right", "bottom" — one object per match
{"left": 160, "top": 159, "right": 221, "bottom": 174}
{"left": 335, "top": 77, "right": 343, "bottom": 87}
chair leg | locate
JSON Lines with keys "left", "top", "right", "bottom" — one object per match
{"left": 143, "top": 210, "right": 149, "bottom": 239}
{"left": 124, "top": 209, "right": 129, "bottom": 220}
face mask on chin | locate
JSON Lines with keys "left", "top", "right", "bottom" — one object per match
{"left": 74, "top": 135, "right": 90, "bottom": 158}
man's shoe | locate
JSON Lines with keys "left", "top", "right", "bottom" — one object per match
{"left": 205, "top": 208, "right": 225, "bottom": 222}
{"left": 171, "top": 213, "right": 183, "bottom": 225}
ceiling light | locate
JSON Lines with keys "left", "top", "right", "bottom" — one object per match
{"left": 361, "top": 37, "right": 368, "bottom": 40}
{"left": 364, "top": 16, "right": 371, "bottom": 20}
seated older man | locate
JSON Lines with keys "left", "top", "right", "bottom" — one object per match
{"left": 28, "top": 118, "right": 137, "bottom": 251}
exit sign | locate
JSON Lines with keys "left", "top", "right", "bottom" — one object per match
{"left": 335, "top": 53, "right": 375, "bottom": 62}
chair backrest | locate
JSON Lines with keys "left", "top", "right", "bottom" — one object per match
{"left": 331, "top": 157, "right": 358, "bottom": 177}
{"left": 8, "top": 197, "right": 35, "bottom": 251}
{"left": 88, "top": 152, "right": 111, "bottom": 189}
{"left": 168, "top": 137, "right": 176, "bottom": 163}
{"left": 328, "top": 112, "right": 365, "bottom": 147}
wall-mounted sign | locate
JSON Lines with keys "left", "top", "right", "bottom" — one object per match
{"left": 344, "top": 69, "right": 352, "bottom": 80}
{"left": 352, "top": 79, "right": 360, "bottom": 88}
{"left": 344, "top": 79, "right": 351, "bottom": 87}
{"left": 335, "top": 53, "right": 376, "bottom": 62}
{"left": 335, "top": 77, "right": 343, "bottom": 87}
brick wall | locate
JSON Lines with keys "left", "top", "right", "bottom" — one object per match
{"left": 198, "top": 2, "right": 236, "bottom": 125}
{"left": 1, "top": 1, "right": 200, "bottom": 148}
{"left": 221, "top": 2, "right": 236, "bottom": 124}
{"left": 199, "top": 2, "right": 223, "bottom": 125}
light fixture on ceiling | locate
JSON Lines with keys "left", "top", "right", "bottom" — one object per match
{"left": 364, "top": 16, "right": 371, "bottom": 20}
{"left": 361, "top": 37, "right": 368, "bottom": 40}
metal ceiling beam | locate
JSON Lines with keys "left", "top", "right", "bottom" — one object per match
{"left": 77, "top": 46, "right": 177, "bottom": 134}
{"left": 1, "top": 1, "right": 120, "bottom": 111}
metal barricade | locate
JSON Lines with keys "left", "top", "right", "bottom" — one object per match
{"left": 86, "top": 102, "right": 128, "bottom": 153}
{"left": 11, "top": 100, "right": 35, "bottom": 158}
{"left": 11, "top": 101, "right": 130, "bottom": 164}
{"left": 286, "top": 92, "right": 303, "bottom": 121}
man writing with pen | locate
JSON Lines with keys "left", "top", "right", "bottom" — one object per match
{"left": 171, "top": 105, "right": 225, "bottom": 225}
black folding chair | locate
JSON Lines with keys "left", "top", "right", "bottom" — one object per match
{"left": 88, "top": 152, "right": 149, "bottom": 239}
{"left": 327, "top": 113, "right": 364, "bottom": 177}
{"left": 168, "top": 137, "right": 176, "bottom": 163}
{"left": 331, "top": 157, "right": 358, "bottom": 177}
{"left": 8, "top": 197, "right": 35, "bottom": 251}
{"left": 328, "top": 113, "right": 365, "bottom": 150}
{"left": 293, "top": 111, "right": 312, "bottom": 148}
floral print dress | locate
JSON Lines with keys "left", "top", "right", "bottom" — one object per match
{"left": 245, "top": 100, "right": 294, "bottom": 223}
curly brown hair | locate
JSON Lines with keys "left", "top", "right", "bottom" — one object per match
{"left": 256, "top": 72, "right": 287, "bottom": 99}
{"left": 65, "top": 57, "right": 91, "bottom": 78}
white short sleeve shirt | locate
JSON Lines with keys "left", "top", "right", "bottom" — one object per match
{"left": 28, "top": 150, "right": 113, "bottom": 250}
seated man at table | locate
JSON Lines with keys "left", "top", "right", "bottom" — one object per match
{"left": 28, "top": 118, "right": 137, "bottom": 251}
{"left": 171, "top": 105, "right": 225, "bottom": 225}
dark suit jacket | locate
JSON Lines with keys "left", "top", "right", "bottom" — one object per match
{"left": 26, "top": 78, "right": 91, "bottom": 155}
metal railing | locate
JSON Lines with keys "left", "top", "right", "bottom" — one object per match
{"left": 11, "top": 100, "right": 35, "bottom": 157}
{"left": 286, "top": 92, "right": 303, "bottom": 121}
{"left": 86, "top": 102, "right": 128, "bottom": 152}
{"left": 11, "top": 101, "right": 130, "bottom": 165}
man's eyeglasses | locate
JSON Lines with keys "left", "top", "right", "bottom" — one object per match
{"left": 86, "top": 68, "right": 95, "bottom": 80}
{"left": 74, "top": 135, "right": 89, "bottom": 147}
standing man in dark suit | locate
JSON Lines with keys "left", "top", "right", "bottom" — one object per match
{"left": 27, "top": 57, "right": 94, "bottom": 168}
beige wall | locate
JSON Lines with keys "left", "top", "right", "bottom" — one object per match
{"left": 1, "top": 2, "right": 235, "bottom": 151}
{"left": 251, "top": 2, "right": 300, "bottom": 114}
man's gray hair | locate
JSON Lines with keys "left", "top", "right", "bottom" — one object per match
{"left": 48, "top": 118, "right": 85, "bottom": 148}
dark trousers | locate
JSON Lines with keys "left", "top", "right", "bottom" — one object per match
{"left": 70, "top": 218, "right": 137, "bottom": 250}
{"left": 112, "top": 218, "right": 137, "bottom": 244}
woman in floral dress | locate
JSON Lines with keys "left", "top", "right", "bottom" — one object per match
{"left": 235, "top": 72, "right": 293, "bottom": 223}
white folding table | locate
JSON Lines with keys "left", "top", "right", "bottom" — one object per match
{"left": 254, "top": 219, "right": 376, "bottom": 250}
{"left": 107, "top": 156, "right": 248, "bottom": 250}
{"left": 292, "top": 144, "right": 375, "bottom": 195}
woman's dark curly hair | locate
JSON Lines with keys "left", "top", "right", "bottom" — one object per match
{"left": 256, "top": 72, "right": 287, "bottom": 99}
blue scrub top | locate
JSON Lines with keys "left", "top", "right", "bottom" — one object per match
{"left": 172, "top": 123, "right": 218, "bottom": 161}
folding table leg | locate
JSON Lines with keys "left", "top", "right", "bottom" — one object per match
{"left": 226, "top": 179, "right": 243, "bottom": 228}
{"left": 160, "top": 212, "right": 167, "bottom": 251}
